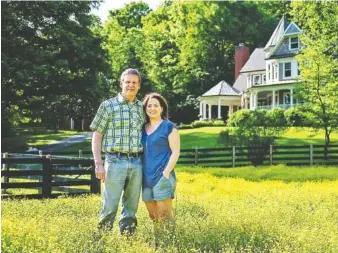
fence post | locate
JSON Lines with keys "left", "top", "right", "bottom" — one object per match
{"left": 79, "top": 150, "right": 82, "bottom": 158}
{"left": 194, "top": 148, "right": 198, "bottom": 166}
{"left": 42, "top": 157, "right": 53, "bottom": 198}
{"left": 90, "top": 161, "right": 101, "bottom": 194}
{"left": 270, "top": 145, "right": 273, "bottom": 166}
{"left": 1, "top": 153, "right": 9, "bottom": 194}
{"left": 37, "top": 150, "right": 44, "bottom": 194}
{"left": 310, "top": 144, "right": 313, "bottom": 166}
{"left": 232, "top": 146, "right": 236, "bottom": 167}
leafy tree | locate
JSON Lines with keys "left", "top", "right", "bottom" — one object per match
{"left": 1, "top": 1, "right": 109, "bottom": 134}
{"left": 220, "top": 109, "right": 287, "bottom": 165}
{"left": 291, "top": 1, "right": 338, "bottom": 157}
{"left": 141, "top": 1, "right": 283, "bottom": 123}
{"left": 102, "top": 2, "right": 153, "bottom": 98}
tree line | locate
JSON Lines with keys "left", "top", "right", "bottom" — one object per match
{"left": 2, "top": 1, "right": 337, "bottom": 149}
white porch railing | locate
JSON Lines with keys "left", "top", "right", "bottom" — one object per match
{"left": 256, "top": 103, "right": 302, "bottom": 110}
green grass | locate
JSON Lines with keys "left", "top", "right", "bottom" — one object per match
{"left": 2, "top": 165, "right": 338, "bottom": 252}
{"left": 59, "top": 127, "right": 338, "bottom": 154}
{"left": 179, "top": 127, "right": 338, "bottom": 148}
{"left": 177, "top": 164, "right": 338, "bottom": 182}
{"left": 24, "top": 130, "right": 82, "bottom": 146}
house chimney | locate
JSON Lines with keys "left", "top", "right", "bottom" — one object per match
{"left": 235, "top": 43, "right": 250, "bottom": 80}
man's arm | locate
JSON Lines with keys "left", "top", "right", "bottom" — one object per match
{"left": 92, "top": 131, "right": 105, "bottom": 181}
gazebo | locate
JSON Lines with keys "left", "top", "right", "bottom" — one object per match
{"left": 199, "top": 80, "right": 242, "bottom": 121}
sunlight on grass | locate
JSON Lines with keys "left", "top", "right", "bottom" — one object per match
{"left": 25, "top": 130, "right": 81, "bottom": 146}
{"left": 2, "top": 167, "right": 338, "bottom": 252}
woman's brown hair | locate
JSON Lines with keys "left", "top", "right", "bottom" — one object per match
{"left": 143, "top": 93, "right": 169, "bottom": 123}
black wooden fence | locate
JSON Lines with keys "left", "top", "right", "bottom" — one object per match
{"left": 1, "top": 156, "right": 100, "bottom": 199}
{"left": 2, "top": 144, "right": 337, "bottom": 199}
{"left": 179, "top": 144, "right": 338, "bottom": 167}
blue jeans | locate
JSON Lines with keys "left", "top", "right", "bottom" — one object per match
{"left": 98, "top": 154, "right": 142, "bottom": 234}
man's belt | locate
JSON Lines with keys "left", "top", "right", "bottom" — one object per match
{"left": 106, "top": 152, "right": 143, "bottom": 159}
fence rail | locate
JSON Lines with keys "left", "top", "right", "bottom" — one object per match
{"left": 178, "top": 144, "right": 338, "bottom": 167}
{"left": 2, "top": 144, "right": 337, "bottom": 199}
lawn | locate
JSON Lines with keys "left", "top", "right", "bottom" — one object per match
{"left": 2, "top": 165, "right": 338, "bottom": 253}
{"left": 180, "top": 126, "right": 338, "bottom": 148}
{"left": 18, "top": 128, "right": 81, "bottom": 146}
{"left": 15, "top": 126, "right": 338, "bottom": 153}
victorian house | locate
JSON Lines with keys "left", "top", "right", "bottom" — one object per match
{"left": 199, "top": 16, "right": 302, "bottom": 120}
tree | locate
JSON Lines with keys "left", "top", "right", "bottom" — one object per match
{"left": 220, "top": 109, "right": 287, "bottom": 166}
{"left": 102, "top": 2, "right": 153, "bottom": 98}
{"left": 290, "top": 1, "right": 338, "bottom": 157}
{"left": 1, "top": 1, "right": 109, "bottom": 134}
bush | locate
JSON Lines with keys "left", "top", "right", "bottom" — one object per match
{"left": 223, "top": 109, "right": 286, "bottom": 166}
{"left": 191, "top": 120, "right": 213, "bottom": 128}
{"left": 267, "top": 108, "right": 287, "bottom": 127}
{"left": 1, "top": 136, "right": 28, "bottom": 152}
{"left": 284, "top": 106, "right": 313, "bottom": 127}
{"left": 190, "top": 120, "right": 225, "bottom": 128}
{"left": 212, "top": 120, "right": 225, "bottom": 126}
{"left": 178, "top": 124, "right": 193, "bottom": 129}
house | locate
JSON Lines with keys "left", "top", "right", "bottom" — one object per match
{"left": 199, "top": 16, "right": 302, "bottom": 121}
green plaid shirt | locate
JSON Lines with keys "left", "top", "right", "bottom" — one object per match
{"left": 90, "top": 93, "right": 145, "bottom": 153}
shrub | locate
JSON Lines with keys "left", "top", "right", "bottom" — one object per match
{"left": 191, "top": 120, "right": 213, "bottom": 128}
{"left": 212, "top": 120, "right": 225, "bottom": 126}
{"left": 284, "top": 106, "right": 313, "bottom": 127}
{"left": 1, "top": 136, "right": 28, "bottom": 152}
{"left": 178, "top": 124, "right": 193, "bottom": 129}
{"left": 223, "top": 109, "right": 287, "bottom": 166}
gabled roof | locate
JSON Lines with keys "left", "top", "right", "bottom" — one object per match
{"left": 239, "top": 48, "right": 265, "bottom": 73}
{"left": 285, "top": 22, "right": 302, "bottom": 35}
{"left": 232, "top": 73, "right": 247, "bottom": 93}
{"left": 267, "top": 21, "right": 302, "bottom": 59}
{"left": 202, "top": 80, "right": 240, "bottom": 97}
{"left": 264, "top": 16, "right": 289, "bottom": 50}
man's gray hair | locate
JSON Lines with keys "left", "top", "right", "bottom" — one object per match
{"left": 120, "top": 68, "right": 141, "bottom": 84}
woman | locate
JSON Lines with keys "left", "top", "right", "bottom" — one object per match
{"left": 142, "top": 92, "right": 180, "bottom": 235}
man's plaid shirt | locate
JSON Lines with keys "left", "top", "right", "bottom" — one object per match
{"left": 90, "top": 93, "right": 145, "bottom": 153}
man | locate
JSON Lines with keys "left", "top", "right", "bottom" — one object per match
{"left": 90, "top": 68, "right": 144, "bottom": 234}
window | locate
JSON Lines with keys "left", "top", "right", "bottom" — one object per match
{"left": 275, "top": 64, "right": 278, "bottom": 80}
{"left": 284, "top": 62, "right": 291, "bottom": 78}
{"left": 253, "top": 75, "right": 261, "bottom": 85}
{"left": 290, "top": 37, "right": 299, "bottom": 50}
{"left": 263, "top": 74, "right": 266, "bottom": 84}
{"left": 268, "top": 64, "right": 271, "bottom": 80}
{"left": 284, "top": 93, "right": 290, "bottom": 104}
{"left": 247, "top": 76, "right": 251, "bottom": 87}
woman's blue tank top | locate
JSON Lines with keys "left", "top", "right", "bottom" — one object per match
{"left": 141, "top": 120, "right": 177, "bottom": 188}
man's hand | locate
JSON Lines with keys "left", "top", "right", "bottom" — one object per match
{"left": 95, "top": 164, "right": 106, "bottom": 182}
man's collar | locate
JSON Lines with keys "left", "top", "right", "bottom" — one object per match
{"left": 117, "top": 93, "right": 139, "bottom": 104}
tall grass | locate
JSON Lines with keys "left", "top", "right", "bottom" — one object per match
{"left": 2, "top": 166, "right": 338, "bottom": 252}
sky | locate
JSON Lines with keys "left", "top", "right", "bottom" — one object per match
{"left": 91, "top": 0, "right": 163, "bottom": 23}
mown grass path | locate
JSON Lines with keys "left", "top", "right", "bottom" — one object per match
{"left": 2, "top": 166, "right": 338, "bottom": 253}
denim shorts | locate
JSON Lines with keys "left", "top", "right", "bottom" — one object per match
{"left": 142, "top": 174, "right": 176, "bottom": 201}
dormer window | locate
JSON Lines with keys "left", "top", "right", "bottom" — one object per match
{"left": 289, "top": 37, "right": 299, "bottom": 50}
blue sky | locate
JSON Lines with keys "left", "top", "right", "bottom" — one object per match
{"left": 91, "top": 0, "right": 162, "bottom": 23}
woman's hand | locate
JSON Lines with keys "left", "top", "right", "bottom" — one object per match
{"left": 163, "top": 170, "right": 170, "bottom": 179}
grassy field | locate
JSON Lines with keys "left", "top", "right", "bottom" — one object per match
{"left": 58, "top": 127, "right": 338, "bottom": 154}
{"left": 2, "top": 165, "right": 338, "bottom": 253}
{"left": 18, "top": 128, "right": 81, "bottom": 146}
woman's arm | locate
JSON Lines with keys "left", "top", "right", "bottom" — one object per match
{"left": 163, "top": 128, "right": 180, "bottom": 179}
